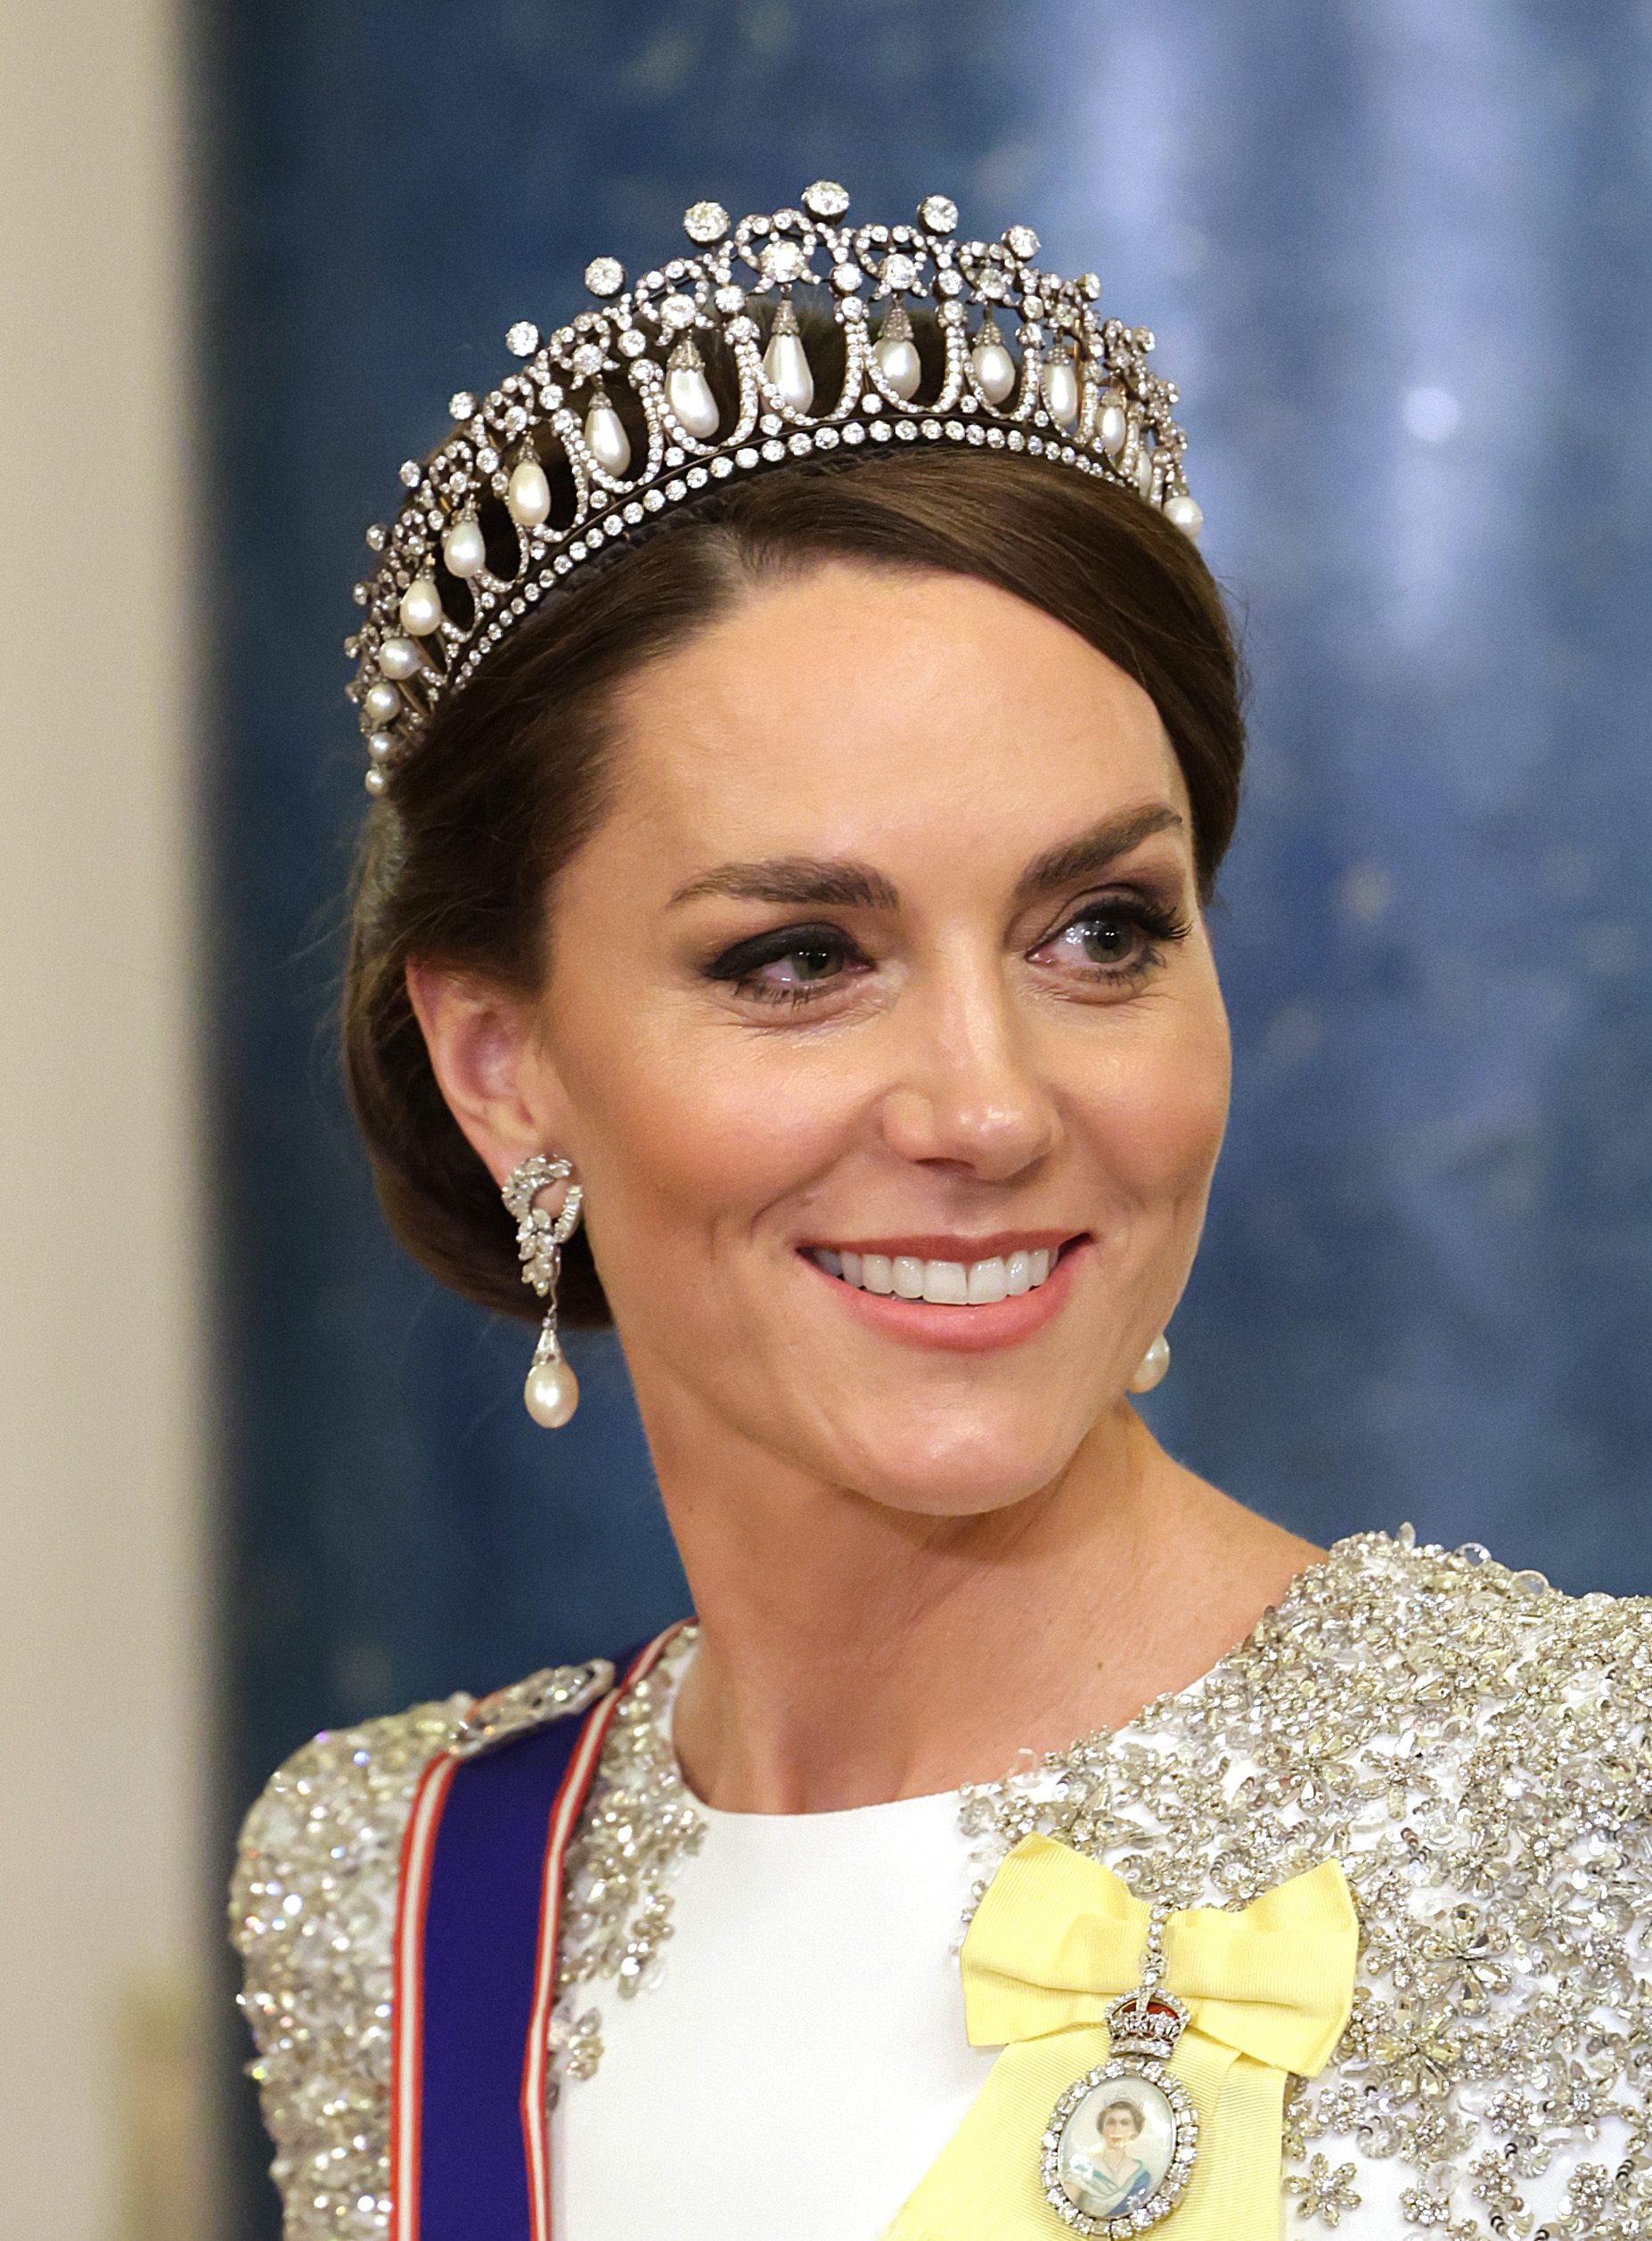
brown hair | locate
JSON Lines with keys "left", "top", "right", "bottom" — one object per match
{"left": 1099, "top": 2098, "right": 1147, "bottom": 2137}
{"left": 343, "top": 448, "right": 1246, "bottom": 1328}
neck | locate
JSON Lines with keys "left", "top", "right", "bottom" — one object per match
{"left": 645, "top": 1393, "right": 1320, "bottom": 1815}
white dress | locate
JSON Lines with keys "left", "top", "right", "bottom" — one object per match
{"left": 550, "top": 1719, "right": 995, "bottom": 2236}
{"left": 233, "top": 1531, "right": 1652, "bottom": 2238}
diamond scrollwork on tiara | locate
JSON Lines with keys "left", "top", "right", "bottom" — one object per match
{"left": 345, "top": 184, "right": 1201, "bottom": 792}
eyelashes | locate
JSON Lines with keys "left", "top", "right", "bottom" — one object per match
{"left": 703, "top": 890, "right": 1192, "bottom": 1010}
{"left": 1031, "top": 895, "right": 1193, "bottom": 983}
{"left": 705, "top": 922, "right": 873, "bottom": 1007}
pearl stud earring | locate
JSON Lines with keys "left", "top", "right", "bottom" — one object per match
{"left": 502, "top": 1155, "right": 585, "bottom": 1427}
{"left": 1127, "top": 1334, "right": 1171, "bottom": 1394}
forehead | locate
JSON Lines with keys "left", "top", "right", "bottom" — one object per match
{"left": 606, "top": 563, "right": 1188, "bottom": 865}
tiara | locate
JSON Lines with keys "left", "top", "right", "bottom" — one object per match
{"left": 347, "top": 181, "right": 1201, "bottom": 794}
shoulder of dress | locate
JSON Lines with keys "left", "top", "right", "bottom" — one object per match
{"left": 1276, "top": 1540, "right": 1652, "bottom": 2226}
{"left": 229, "top": 1695, "right": 470, "bottom": 2237}
{"left": 1322, "top": 1525, "right": 1652, "bottom": 1651}
{"left": 228, "top": 1656, "right": 615, "bottom": 2238}
{"left": 229, "top": 1656, "right": 618, "bottom": 1959}
{"left": 231, "top": 1693, "right": 470, "bottom": 1953}
{"left": 1293, "top": 1529, "right": 1652, "bottom": 1769}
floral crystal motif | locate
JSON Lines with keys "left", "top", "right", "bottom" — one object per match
{"left": 544, "top": 1631, "right": 706, "bottom": 2095}
{"left": 960, "top": 1531, "right": 1652, "bottom": 2237}
{"left": 233, "top": 1536, "right": 1652, "bottom": 2237}
{"left": 447, "top": 1655, "right": 612, "bottom": 1759}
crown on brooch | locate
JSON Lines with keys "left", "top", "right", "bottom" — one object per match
{"left": 1105, "top": 1987, "right": 1190, "bottom": 2063}
{"left": 347, "top": 181, "right": 1201, "bottom": 794}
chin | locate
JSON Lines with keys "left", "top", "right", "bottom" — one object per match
{"left": 820, "top": 1395, "right": 1104, "bottom": 1519}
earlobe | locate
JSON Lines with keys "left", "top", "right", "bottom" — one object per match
{"left": 404, "top": 957, "right": 570, "bottom": 1186}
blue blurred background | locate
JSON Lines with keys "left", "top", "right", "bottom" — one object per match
{"left": 200, "top": 5, "right": 1652, "bottom": 2228}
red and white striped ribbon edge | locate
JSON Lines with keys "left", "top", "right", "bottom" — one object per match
{"left": 520, "top": 1626, "right": 688, "bottom": 2241}
{"left": 387, "top": 1624, "right": 689, "bottom": 2241}
{"left": 389, "top": 1748, "right": 460, "bottom": 2241}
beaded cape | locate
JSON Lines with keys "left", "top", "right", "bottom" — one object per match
{"left": 232, "top": 1532, "right": 1652, "bottom": 2238}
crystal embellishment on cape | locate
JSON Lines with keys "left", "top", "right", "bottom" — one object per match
{"left": 448, "top": 1656, "right": 614, "bottom": 1760}
{"left": 233, "top": 1538, "right": 1652, "bottom": 2238}
{"left": 232, "top": 1691, "right": 473, "bottom": 2240}
{"left": 544, "top": 1630, "right": 706, "bottom": 2098}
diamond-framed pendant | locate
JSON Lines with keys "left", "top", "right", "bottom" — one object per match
{"left": 1040, "top": 1914, "right": 1199, "bottom": 2233}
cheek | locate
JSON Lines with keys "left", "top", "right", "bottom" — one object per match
{"left": 1067, "top": 1002, "right": 1231, "bottom": 1212}
{"left": 552, "top": 1004, "right": 863, "bottom": 1272}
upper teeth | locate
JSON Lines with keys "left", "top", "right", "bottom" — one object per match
{"left": 811, "top": 1247, "right": 1054, "bottom": 1304}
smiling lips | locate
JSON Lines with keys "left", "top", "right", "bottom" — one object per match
{"left": 807, "top": 1241, "right": 1067, "bottom": 1306}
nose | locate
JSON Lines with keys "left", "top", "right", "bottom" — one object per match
{"left": 878, "top": 961, "right": 1062, "bottom": 1182}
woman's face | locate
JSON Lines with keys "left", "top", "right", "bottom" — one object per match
{"left": 508, "top": 561, "right": 1229, "bottom": 1515}
{"left": 1102, "top": 2108, "right": 1140, "bottom": 2152}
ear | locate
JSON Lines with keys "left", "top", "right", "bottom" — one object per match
{"left": 405, "top": 958, "right": 575, "bottom": 1188}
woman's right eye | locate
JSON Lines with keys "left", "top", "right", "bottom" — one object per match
{"left": 705, "top": 926, "right": 871, "bottom": 1007}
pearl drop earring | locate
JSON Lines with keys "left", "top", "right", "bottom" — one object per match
{"left": 502, "top": 1155, "right": 585, "bottom": 1427}
{"left": 1127, "top": 1333, "right": 1171, "bottom": 1394}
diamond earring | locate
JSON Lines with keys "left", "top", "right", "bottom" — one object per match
{"left": 1127, "top": 1334, "right": 1171, "bottom": 1394}
{"left": 501, "top": 1155, "right": 585, "bottom": 1427}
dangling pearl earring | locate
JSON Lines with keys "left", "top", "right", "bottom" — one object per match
{"left": 1127, "top": 1333, "right": 1171, "bottom": 1394}
{"left": 502, "top": 1155, "right": 585, "bottom": 1427}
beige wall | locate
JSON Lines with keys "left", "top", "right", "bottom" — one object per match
{"left": 0, "top": 2, "right": 216, "bottom": 2235}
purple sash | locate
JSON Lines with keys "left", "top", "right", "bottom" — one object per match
{"left": 391, "top": 1634, "right": 678, "bottom": 2241}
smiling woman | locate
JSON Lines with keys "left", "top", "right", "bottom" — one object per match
{"left": 344, "top": 447, "right": 1242, "bottom": 1348}
{"left": 233, "top": 189, "right": 1652, "bottom": 2241}
{"left": 379, "top": 481, "right": 1244, "bottom": 1562}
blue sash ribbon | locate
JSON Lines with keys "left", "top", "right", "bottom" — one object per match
{"left": 405, "top": 1642, "right": 650, "bottom": 2241}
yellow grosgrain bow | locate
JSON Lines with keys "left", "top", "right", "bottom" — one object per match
{"left": 885, "top": 1837, "right": 1357, "bottom": 2241}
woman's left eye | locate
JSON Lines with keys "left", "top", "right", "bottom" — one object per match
{"left": 1029, "top": 899, "right": 1188, "bottom": 983}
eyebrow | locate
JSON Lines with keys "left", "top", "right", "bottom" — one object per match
{"left": 666, "top": 805, "right": 1184, "bottom": 915}
{"left": 667, "top": 857, "right": 901, "bottom": 911}
{"left": 1011, "top": 805, "right": 1185, "bottom": 904}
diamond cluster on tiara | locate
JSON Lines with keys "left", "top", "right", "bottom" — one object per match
{"left": 345, "top": 182, "right": 1201, "bottom": 794}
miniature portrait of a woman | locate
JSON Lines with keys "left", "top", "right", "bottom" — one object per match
{"left": 1064, "top": 2098, "right": 1157, "bottom": 2215}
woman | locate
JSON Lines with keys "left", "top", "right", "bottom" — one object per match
{"left": 1063, "top": 2099, "right": 1157, "bottom": 2217}
{"left": 233, "top": 184, "right": 1652, "bottom": 2241}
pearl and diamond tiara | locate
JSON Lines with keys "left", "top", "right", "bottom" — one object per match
{"left": 347, "top": 181, "right": 1201, "bottom": 794}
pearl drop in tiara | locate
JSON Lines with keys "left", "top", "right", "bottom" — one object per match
{"left": 346, "top": 182, "right": 1200, "bottom": 794}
